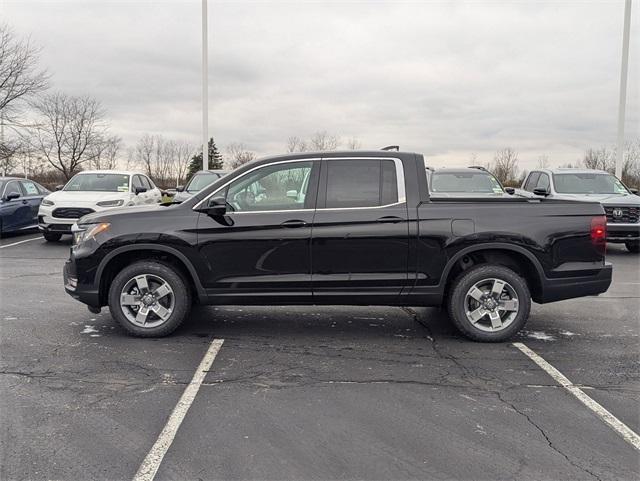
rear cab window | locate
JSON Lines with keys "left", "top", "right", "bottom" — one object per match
{"left": 323, "top": 159, "right": 399, "bottom": 208}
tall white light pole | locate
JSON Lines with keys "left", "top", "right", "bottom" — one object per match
{"left": 202, "top": 0, "right": 209, "bottom": 171}
{"left": 615, "top": 0, "right": 632, "bottom": 179}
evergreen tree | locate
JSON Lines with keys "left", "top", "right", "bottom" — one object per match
{"left": 186, "top": 137, "right": 223, "bottom": 180}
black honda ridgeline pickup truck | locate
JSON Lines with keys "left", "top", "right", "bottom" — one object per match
{"left": 63, "top": 151, "right": 612, "bottom": 342}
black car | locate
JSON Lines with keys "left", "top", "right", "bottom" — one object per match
{"left": 0, "top": 177, "right": 50, "bottom": 236}
{"left": 64, "top": 151, "right": 611, "bottom": 342}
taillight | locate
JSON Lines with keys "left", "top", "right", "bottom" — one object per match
{"left": 590, "top": 215, "right": 607, "bottom": 255}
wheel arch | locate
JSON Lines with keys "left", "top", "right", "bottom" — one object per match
{"left": 441, "top": 243, "right": 545, "bottom": 303}
{"left": 96, "top": 244, "right": 205, "bottom": 306}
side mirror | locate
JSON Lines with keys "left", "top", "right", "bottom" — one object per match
{"left": 504, "top": 187, "right": 515, "bottom": 195}
{"left": 286, "top": 189, "right": 298, "bottom": 199}
{"left": 176, "top": 185, "right": 185, "bottom": 192}
{"left": 533, "top": 187, "right": 550, "bottom": 196}
{"left": 55, "top": 185, "right": 64, "bottom": 191}
{"left": 134, "top": 186, "right": 147, "bottom": 195}
{"left": 204, "top": 196, "right": 227, "bottom": 216}
{"left": 5, "top": 192, "right": 20, "bottom": 201}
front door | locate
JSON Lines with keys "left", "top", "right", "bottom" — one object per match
{"left": 196, "top": 159, "right": 320, "bottom": 304}
{"left": 311, "top": 157, "right": 410, "bottom": 304}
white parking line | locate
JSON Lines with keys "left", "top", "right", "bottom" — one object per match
{"left": 0, "top": 236, "right": 43, "bottom": 249}
{"left": 133, "top": 338, "right": 225, "bottom": 481}
{"left": 513, "top": 342, "right": 640, "bottom": 451}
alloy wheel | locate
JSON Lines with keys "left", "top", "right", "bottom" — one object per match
{"left": 119, "top": 274, "right": 175, "bottom": 328}
{"left": 464, "top": 277, "right": 519, "bottom": 332}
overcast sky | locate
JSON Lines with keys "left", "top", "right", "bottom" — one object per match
{"left": 2, "top": 0, "right": 638, "bottom": 168}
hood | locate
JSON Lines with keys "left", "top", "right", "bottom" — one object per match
{"left": 45, "top": 190, "right": 131, "bottom": 205}
{"left": 554, "top": 193, "right": 640, "bottom": 205}
{"left": 172, "top": 191, "right": 192, "bottom": 202}
{"left": 78, "top": 203, "right": 168, "bottom": 224}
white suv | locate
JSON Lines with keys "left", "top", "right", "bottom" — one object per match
{"left": 38, "top": 170, "right": 162, "bottom": 241}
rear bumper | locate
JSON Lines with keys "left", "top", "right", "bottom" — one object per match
{"left": 606, "top": 223, "right": 640, "bottom": 242}
{"left": 538, "top": 263, "right": 612, "bottom": 303}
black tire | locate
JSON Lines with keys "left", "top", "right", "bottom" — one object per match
{"left": 108, "top": 260, "right": 192, "bottom": 337}
{"left": 625, "top": 241, "right": 640, "bottom": 253}
{"left": 43, "top": 232, "right": 62, "bottom": 242}
{"left": 447, "top": 264, "right": 531, "bottom": 342}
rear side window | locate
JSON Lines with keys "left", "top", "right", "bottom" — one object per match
{"left": 141, "top": 176, "right": 153, "bottom": 189}
{"left": 325, "top": 159, "right": 398, "bottom": 208}
{"left": 524, "top": 172, "right": 540, "bottom": 191}
{"left": 20, "top": 181, "right": 40, "bottom": 195}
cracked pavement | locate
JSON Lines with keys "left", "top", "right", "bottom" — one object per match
{"left": 1, "top": 233, "right": 638, "bottom": 480}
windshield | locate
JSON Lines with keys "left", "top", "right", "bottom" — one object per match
{"left": 430, "top": 172, "right": 504, "bottom": 193}
{"left": 186, "top": 172, "right": 219, "bottom": 193}
{"left": 64, "top": 173, "right": 130, "bottom": 192}
{"left": 553, "top": 173, "right": 630, "bottom": 195}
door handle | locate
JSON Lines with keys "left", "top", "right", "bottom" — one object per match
{"left": 280, "top": 219, "right": 307, "bottom": 228}
{"left": 376, "top": 216, "right": 404, "bottom": 224}
{"left": 22, "top": 200, "right": 28, "bottom": 204}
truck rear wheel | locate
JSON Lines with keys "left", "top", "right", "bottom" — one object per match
{"left": 108, "top": 260, "right": 192, "bottom": 337}
{"left": 447, "top": 264, "right": 531, "bottom": 342}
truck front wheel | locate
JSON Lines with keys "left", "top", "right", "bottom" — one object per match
{"left": 108, "top": 260, "right": 192, "bottom": 337}
{"left": 625, "top": 241, "right": 639, "bottom": 253}
{"left": 447, "top": 264, "right": 531, "bottom": 342}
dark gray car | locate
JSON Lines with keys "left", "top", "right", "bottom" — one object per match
{"left": 517, "top": 168, "right": 640, "bottom": 252}
{"left": 173, "top": 170, "right": 228, "bottom": 203}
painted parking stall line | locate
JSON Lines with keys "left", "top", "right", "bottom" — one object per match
{"left": 0, "top": 236, "right": 43, "bottom": 249}
{"left": 513, "top": 342, "right": 640, "bottom": 451}
{"left": 133, "top": 338, "right": 224, "bottom": 481}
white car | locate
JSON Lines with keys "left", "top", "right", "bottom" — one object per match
{"left": 38, "top": 170, "right": 162, "bottom": 242}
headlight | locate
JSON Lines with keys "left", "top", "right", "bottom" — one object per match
{"left": 41, "top": 199, "right": 54, "bottom": 206}
{"left": 72, "top": 222, "right": 110, "bottom": 245}
{"left": 96, "top": 199, "right": 124, "bottom": 207}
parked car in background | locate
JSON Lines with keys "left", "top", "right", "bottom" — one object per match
{"left": 517, "top": 168, "right": 640, "bottom": 253}
{"left": 63, "top": 151, "right": 611, "bottom": 342}
{"left": 0, "top": 177, "right": 50, "bottom": 237}
{"left": 172, "top": 169, "right": 228, "bottom": 202}
{"left": 426, "top": 166, "right": 514, "bottom": 197}
{"left": 38, "top": 170, "right": 162, "bottom": 242}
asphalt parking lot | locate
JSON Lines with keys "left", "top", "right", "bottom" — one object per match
{"left": 0, "top": 232, "right": 638, "bottom": 481}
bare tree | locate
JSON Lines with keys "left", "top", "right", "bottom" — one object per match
{"left": 308, "top": 131, "right": 339, "bottom": 151}
{"left": 173, "top": 140, "right": 195, "bottom": 185}
{"left": 0, "top": 24, "right": 49, "bottom": 122}
{"left": 345, "top": 136, "right": 361, "bottom": 150}
{"left": 286, "top": 136, "right": 307, "bottom": 153}
{"left": 226, "top": 142, "right": 256, "bottom": 170}
{"left": 537, "top": 154, "right": 550, "bottom": 169}
{"left": 489, "top": 148, "right": 519, "bottom": 184}
{"left": 135, "top": 134, "right": 155, "bottom": 177}
{"left": 31, "top": 93, "right": 107, "bottom": 179}
{"left": 89, "top": 135, "right": 122, "bottom": 170}
{"left": 583, "top": 147, "right": 613, "bottom": 172}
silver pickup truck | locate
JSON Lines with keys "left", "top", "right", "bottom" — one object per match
{"left": 516, "top": 168, "right": 640, "bottom": 253}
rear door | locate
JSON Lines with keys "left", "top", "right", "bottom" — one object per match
{"left": 19, "top": 180, "right": 43, "bottom": 227}
{"left": 311, "top": 157, "right": 410, "bottom": 304}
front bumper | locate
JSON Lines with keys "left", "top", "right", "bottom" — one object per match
{"left": 606, "top": 223, "right": 640, "bottom": 242}
{"left": 64, "top": 254, "right": 100, "bottom": 308}
{"left": 539, "top": 263, "right": 612, "bottom": 303}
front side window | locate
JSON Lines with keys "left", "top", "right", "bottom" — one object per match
{"left": 225, "top": 161, "right": 313, "bottom": 212}
{"left": 325, "top": 159, "right": 398, "bottom": 208}
{"left": 132, "top": 175, "right": 144, "bottom": 191}
{"left": 536, "top": 173, "right": 550, "bottom": 190}
{"left": 553, "top": 173, "right": 630, "bottom": 195}
{"left": 64, "top": 173, "right": 131, "bottom": 192}
{"left": 4, "top": 181, "right": 22, "bottom": 197}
